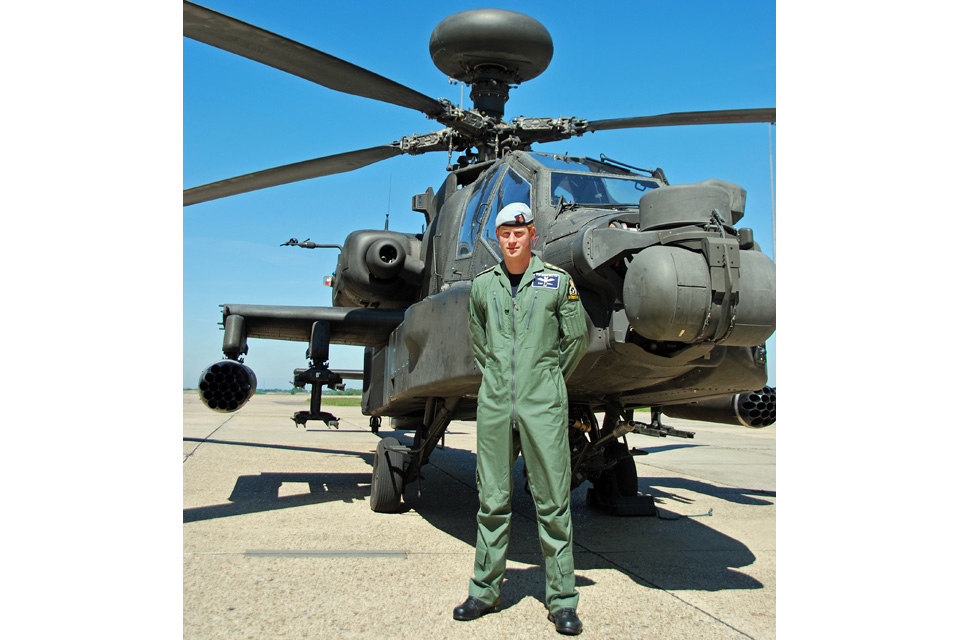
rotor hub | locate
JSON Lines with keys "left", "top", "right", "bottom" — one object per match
{"left": 469, "top": 78, "right": 512, "bottom": 118}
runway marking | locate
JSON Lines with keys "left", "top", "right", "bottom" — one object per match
{"left": 244, "top": 549, "right": 407, "bottom": 559}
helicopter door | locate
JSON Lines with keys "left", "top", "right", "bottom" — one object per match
{"left": 449, "top": 165, "right": 505, "bottom": 281}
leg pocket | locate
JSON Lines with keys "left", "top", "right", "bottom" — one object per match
{"left": 474, "top": 534, "right": 489, "bottom": 568}
{"left": 547, "top": 551, "right": 578, "bottom": 610}
{"left": 557, "top": 551, "right": 574, "bottom": 578}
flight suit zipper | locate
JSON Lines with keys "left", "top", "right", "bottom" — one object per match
{"left": 510, "top": 289, "right": 518, "bottom": 429}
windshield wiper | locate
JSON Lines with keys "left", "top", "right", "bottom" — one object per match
{"left": 596, "top": 155, "right": 669, "bottom": 185}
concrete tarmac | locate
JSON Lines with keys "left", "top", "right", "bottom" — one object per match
{"left": 184, "top": 392, "right": 775, "bottom": 639}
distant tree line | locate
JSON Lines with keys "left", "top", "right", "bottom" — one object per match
{"left": 183, "top": 387, "right": 362, "bottom": 395}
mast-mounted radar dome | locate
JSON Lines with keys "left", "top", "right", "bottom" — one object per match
{"left": 429, "top": 9, "right": 553, "bottom": 118}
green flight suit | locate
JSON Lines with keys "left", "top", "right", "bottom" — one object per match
{"left": 467, "top": 255, "right": 589, "bottom": 613}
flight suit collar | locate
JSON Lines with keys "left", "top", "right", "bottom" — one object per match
{"left": 495, "top": 255, "right": 544, "bottom": 293}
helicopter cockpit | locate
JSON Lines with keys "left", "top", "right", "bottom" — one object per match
{"left": 455, "top": 152, "right": 664, "bottom": 263}
{"left": 456, "top": 163, "right": 533, "bottom": 260}
{"left": 527, "top": 153, "right": 662, "bottom": 206}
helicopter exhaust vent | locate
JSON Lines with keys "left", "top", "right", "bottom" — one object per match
{"left": 198, "top": 360, "right": 257, "bottom": 413}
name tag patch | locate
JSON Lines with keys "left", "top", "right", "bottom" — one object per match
{"left": 532, "top": 273, "right": 560, "bottom": 289}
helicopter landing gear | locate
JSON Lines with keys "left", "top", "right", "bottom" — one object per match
{"left": 587, "top": 443, "right": 657, "bottom": 517}
{"left": 402, "top": 468, "right": 423, "bottom": 506}
{"left": 367, "top": 397, "right": 458, "bottom": 513}
{"left": 591, "top": 441, "right": 638, "bottom": 498}
{"left": 291, "top": 321, "right": 344, "bottom": 428}
{"left": 580, "top": 408, "right": 658, "bottom": 517}
{"left": 370, "top": 437, "right": 405, "bottom": 513}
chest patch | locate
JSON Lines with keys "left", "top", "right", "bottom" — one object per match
{"left": 532, "top": 273, "right": 560, "bottom": 289}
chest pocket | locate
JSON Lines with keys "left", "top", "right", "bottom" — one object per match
{"left": 524, "top": 291, "right": 540, "bottom": 330}
{"left": 522, "top": 282, "right": 561, "bottom": 335}
{"left": 491, "top": 291, "right": 504, "bottom": 331}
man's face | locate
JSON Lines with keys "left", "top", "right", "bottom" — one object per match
{"left": 497, "top": 224, "right": 535, "bottom": 260}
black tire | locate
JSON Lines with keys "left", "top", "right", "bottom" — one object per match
{"left": 611, "top": 444, "right": 638, "bottom": 498}
{"left": 370, "top": 437, "right": 404, "bottom": 513}
{"left": 590, "top": 442, "right": 638, "bottom": 500}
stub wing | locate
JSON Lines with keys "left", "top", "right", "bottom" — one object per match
{"left": 220, "top": 304, "right": 405, "bottom": 348}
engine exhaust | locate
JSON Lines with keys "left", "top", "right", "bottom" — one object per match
{"left": 197, "top": 360, "right": 257, "bottom": 412}
{"left": 662, "top": 386, "right": 776, "bottom": 428}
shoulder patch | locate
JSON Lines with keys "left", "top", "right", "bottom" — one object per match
{"left": 567, "top": 280, "right": 579, "bottom": 300}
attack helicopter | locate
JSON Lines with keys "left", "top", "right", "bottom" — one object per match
{"left": 184, "top": 2, "right": 776, "bottom": 514}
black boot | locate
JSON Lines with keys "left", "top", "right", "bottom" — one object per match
{"left": 453, "top": 596, "right": 499, "bottom": 621}
{"left": 548, "top": 608, "right": 583, "bottom": 635}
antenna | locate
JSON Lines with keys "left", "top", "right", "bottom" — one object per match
{"left": 769, "top": 123, "right": 776, "bottom": 261}
{"left": 385, "top": 175, "right": 392, "bottom": 230}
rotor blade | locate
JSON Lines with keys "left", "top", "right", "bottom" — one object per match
{"left": 184, "top": 145, "right": 404, "bottom": 206}
{"left": 183, "top": 1, "right": 445, "bottom": 118}
{"left": 583, "top": 108, "right": 776, "bottom": 132}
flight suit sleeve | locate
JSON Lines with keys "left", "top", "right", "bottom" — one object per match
{"left": 468, "top": 280, "right": 487, "bottom": 375}
{"left": 558, "top": 274, "right": 588, "bottom": 382}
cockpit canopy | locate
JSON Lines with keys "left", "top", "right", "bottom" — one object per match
{"left": 527, "top": 153, "right": 661, "bottom": 205}
{"left": 452, "top": 152, "right": 663, "bottom": 265}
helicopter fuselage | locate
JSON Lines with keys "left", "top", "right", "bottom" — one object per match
{"left": 346, "top": 150, "right": 774, "bottom": 420}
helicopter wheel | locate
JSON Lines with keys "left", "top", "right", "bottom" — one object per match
{"left": 610, "top": 442, "right": 638, "bottom": 497}
{"left": 370, "top": 437, "right": 404, "bottom": 513}
{"left": 589, "top": 442, "right": 638, "bottom": 504}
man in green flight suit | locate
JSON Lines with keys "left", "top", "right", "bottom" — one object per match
{"left": 454, "top": 201, "right": 589, "bottom": 636}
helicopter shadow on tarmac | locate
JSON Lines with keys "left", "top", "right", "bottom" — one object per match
{"left": 182, "top": 430, "right": 770, "bottom": 597}
{"left": 182, "top": 437, "right": 373, "bottom": 524}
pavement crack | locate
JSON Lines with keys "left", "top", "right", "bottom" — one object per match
{"left": 183, "top": 414, "right": 238, "bottom": 463}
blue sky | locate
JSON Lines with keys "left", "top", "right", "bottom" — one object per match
{"left": 184, "top": 0, "right": 776, "bottom": 390}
